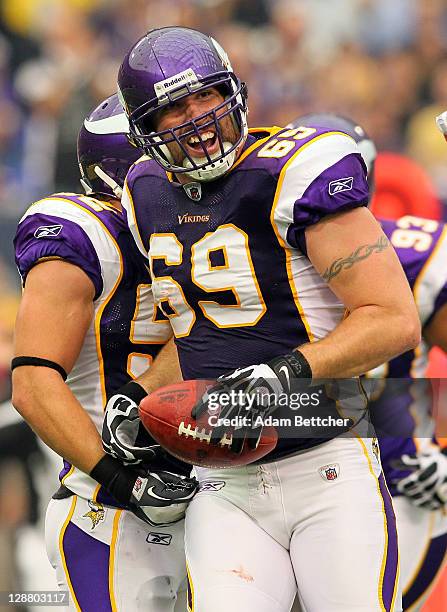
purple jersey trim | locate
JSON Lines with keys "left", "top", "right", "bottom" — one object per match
{"left": 287, "top": 153, "right": 369, "bottom": 253}
{"left": 14, "top": 213, "right": 103, "bottom": 299}
{"left": 59, "top": 459, "right": 72, "bottom": 482}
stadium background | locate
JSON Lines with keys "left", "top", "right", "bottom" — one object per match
{"left": 0, "top": 1, "right": 446, "bottom": 609}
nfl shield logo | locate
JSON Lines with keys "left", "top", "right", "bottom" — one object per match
{"left": 319, "top": 463, "right": 340, "bottom": 481}
{"left": 132, "top": 476, "right": 147, "bottom": 501}
{"left": 183, "top": 182, "right": 202, "bottom": 201}
{"left": 190, "top": 186, "right": 200, "bottom": 200}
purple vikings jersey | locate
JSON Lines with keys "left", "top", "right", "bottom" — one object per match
{"left": 14, "top": 193, "right": 173, "bottom": 504}
{"left": 123, "top": 126, "right": 370, "bottom": 458}
{"left": 369, "top": 216, "right": 447, "bottom": 495}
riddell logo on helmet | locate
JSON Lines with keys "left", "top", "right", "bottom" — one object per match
{"left": 165, "top": 75, "right": 188, "bottom": 88}
{"left": 154, "top": 69, "right": 199, "bottom": 98}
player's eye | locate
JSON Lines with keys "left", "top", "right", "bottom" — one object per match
{"left": 168, "top": 100, "right": 183, "bottom": 111}
{"left": 154, "top": 102, "right": 183, "bottom": 127}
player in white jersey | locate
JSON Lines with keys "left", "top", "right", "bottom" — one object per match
{"left": 12, "top": 94, "right": 196, "bottom": 612}
{"left": 113, "top": 27, "right": 423, "bottom": 611}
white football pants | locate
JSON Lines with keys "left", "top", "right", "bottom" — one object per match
{"left": 185, "top": 437, "right": 402, "bottom": 612}
{"left": 45, "top": 496, "right": 187, "bottom": 612}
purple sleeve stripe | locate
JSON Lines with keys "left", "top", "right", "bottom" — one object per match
{"left": 287, "top": 197, "right": 368, "bottom": 256}
{"left": 287, "top": 153, "right": 369, "bottom": 250}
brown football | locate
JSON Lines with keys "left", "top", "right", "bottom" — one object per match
{"left": 139, "top": 379, "right": 278, "bottom": 468}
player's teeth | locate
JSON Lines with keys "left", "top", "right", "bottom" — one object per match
{"left": 188, "top": 132, "right": 215, "bottom": 145}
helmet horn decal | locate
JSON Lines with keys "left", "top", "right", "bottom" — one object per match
{"left": 78, "top": 93, "right": 141, "bottom": 199}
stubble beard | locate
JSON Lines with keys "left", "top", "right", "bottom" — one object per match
{"left": 164, "top": 114, "right": 239, "bottom": 168}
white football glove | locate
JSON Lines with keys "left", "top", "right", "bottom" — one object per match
{"left": 396, "top": 449, "right": 447, "bottom": 510}
{"left": 102, "top": 381, "right": 157, "bottom": 464}
{"left": 192, "top": 351, "right": 312, "bottom": 452}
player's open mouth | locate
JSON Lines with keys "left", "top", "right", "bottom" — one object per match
{"left": 185, "top": 130, "right": 219, "bottom": 157}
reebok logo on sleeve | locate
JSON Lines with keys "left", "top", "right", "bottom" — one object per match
{"left": 34, "top": 225, "right": 63, "bottom": 238}
{"left": 328, "top": 177, "right": 353, "bottom": 196}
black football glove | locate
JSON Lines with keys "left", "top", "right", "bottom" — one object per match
{"left": 102, "top": 381, "right": 157, "bottom": 464}
{"left": 90, "top": 454, "right": 197, "bottom": 526}
{"left": 192, "top": 350, "right": 312, "bottom": 453}
{"left": 394, "top": 449, "right": 447, "bottom": 510}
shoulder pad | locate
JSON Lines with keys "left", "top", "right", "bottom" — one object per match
{"left": 15, "top": 194, "right": 124, "bottom": 298}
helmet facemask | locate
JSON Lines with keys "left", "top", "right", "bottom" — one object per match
{"left": 126, "top": 72, "right": 248, "bottom": 182}
{"left": 79, "top": 155, "right": 131, "bottom": 199}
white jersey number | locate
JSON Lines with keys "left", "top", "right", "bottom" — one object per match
{"left": 150, "top": 225, "right": 266, "bottom": 337}
{"left": 390, "top": 215, "right": 439, "bottom": 252}
{"left": 128, "top": 283, "right": 172, "bottom": 377}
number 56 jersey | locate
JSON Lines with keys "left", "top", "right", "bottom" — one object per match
{"left": 123, "top": 126, "right": 370, "bottom": 382}
{"left": 14, "top": 193, "right": 173, "bottom": 503}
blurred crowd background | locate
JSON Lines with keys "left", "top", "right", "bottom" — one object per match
{"left": 1, "top": 0, "right": 447, "bottom": 608}
{"left": 1, "top": 0, "right": 447, "bottom": 276}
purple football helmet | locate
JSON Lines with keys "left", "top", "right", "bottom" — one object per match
{"left": 118, "top": 27, "right": 248, "bottom": 182}
{"left": 289, "top": 113, "right": 377, "bottom": 192}
{"left": 77, "top": 94, "right": 142, "bottom": 199}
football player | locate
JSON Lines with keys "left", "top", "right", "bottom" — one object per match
{"left": 290, "top": 113, "right": 447, "bottom": 611}
{"left": 12, "top": 94, "right": 196, "bottom": 612}
{"left": 116, "top": 27, "right": 421, "bottom": 611}
{"left": 375, "top": 216, "right": 447, "bottom": 611}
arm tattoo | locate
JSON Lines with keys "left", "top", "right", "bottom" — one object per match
{"left": 322, "top": 235, "right": 390, "bottom": 282}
